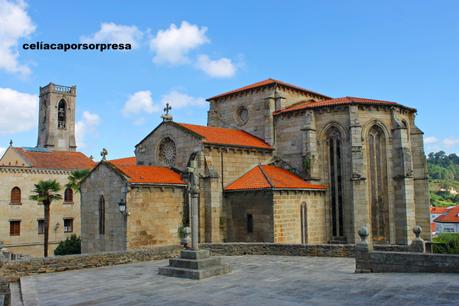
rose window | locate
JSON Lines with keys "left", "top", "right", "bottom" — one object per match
{"left": 158, "top": 138, "right": 176, "bottom": 166}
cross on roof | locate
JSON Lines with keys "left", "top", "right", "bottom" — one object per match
{"left": 100, "top": 148, "right": 108, "bottom": 160}
{"left": 164, "top": 103, "right": 172, "bottom": 115}
{"left": 161, "top": 102, "right": 173, "bottom": 122}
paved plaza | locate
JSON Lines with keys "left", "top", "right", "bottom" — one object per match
{"left": 20, "top": 255, "right": 459, "bottom": 306}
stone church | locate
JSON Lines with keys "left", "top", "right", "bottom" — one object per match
{"left": 80, "top": 78, "right": 431, "bottom": 253}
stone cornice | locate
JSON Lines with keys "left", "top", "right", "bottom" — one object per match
{"left": 0, "top": 166, "right": 72, "bottom": 175}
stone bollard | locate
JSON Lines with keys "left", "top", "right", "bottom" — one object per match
{"left": 355, "top": 226, "right": 373, "bottom": 273}
{"left": 409, "top": 226, "right": 425, "bottom": 253}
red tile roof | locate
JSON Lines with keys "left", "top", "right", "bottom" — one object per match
{"left": 16, "top": 147, "right": 95, "bottom": 170}
{"left": 177, "top": 123, "right": 272, "bottom": 150}
{"left": 434, "top": 206, "right": 459, "bottom": 223}
{"left": 207, "top": 78, "right": 330, "bottom": 101}
{"left": 109, "top": 156, "right": 137, "bottom": 166}
{"left": 109, "top": 163, "right": 186, "bottom": 185}
{"left": 273, "top": 96, "right": 416, "bottom": 115}
{"left": 225, "top": 165, "right": 326, "bottom": 191}
{"left": 431, "top": 206, "right": 449, "bottom": 215}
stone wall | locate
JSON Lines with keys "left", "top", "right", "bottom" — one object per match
{"left": 273, "top": 190, "right": 327, "bottom": 244}
{"left": 224, "top": 192, "right": 274, "bottom": 242}
{"left": 356, "top": 250, "right": 459, "bottom": 273}
{"left": 201, "top": 243, "right": 355, "bottom": 257}
{"left": 0, "top": 245, "right": 181, "bottom": 282}
{"left": 127, "top": 186, "right": 185, "bottom": 248}
{"left": 0, "top": 168, "right": 82, "bottom": 257}
{"left": 201, "top": 147, "right": 271, "bottom": 243}
{"left": 80, "top": 163, "right": 127, "bottom": 253}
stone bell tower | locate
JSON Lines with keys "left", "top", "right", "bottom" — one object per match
{"left": 37, "top": 83, "right": 77, "bottom": 151}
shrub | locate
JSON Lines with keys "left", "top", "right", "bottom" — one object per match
{"left": 432, "top": 233, "right": 459, "bottom": 254}
{"left": 54, "top": 235, "right": 81, "bottom": 256}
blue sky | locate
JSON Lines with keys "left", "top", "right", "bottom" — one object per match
{"left": 0, "top": 0, "right": 458, "bottom": 159}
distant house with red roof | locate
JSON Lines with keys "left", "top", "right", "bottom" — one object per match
{"left": 433, "top": 206, "right": 459, "bottom": 234}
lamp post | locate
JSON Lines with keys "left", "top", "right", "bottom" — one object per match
{"left": 118, "top": 198, "right": 127, "bottom": 215}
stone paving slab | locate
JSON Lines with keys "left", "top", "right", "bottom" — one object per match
{"left": 20, "top": 256, "right": 459, "bottom": 306}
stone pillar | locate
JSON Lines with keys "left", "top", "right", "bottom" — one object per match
{"left": 349, "top": 106, "right": 368, "bottom": 243}
{"left": 301, "top": 110, "right": 320, "bottom": 181}
{"left": 391, "top": 108, "right": 416, "bottom": 245}
{"left": 203, "top": 170, "right": 223, "bottom": 243}
{"left": 410, "top": 123, "right": 432, "bottom": 241}
{"left": 355, "top": 226, "right": 373, "bottom": 273}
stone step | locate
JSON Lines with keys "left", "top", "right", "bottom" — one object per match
{"left": 180, "top": 249, "right": 210, "bottom": 260}
{"left": 158, "top": 264, "right": 231, "bottom": 280}
{"left": 169, "top": 257, "right": 222, "bottom": 269}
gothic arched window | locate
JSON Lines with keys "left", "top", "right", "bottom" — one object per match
{"left": 57, "top": 99, "right": 66, "bottom": 129}
{"left": 367, "top": 125, "right": 389, "bottom": 242}
{"left": 10, "top": 187, "right": 21, "bottom": 204}
{"left": 64, "top": 187, "right": 73, "bottom": 203}
{"left": 158, "top": 137, "right": 176, "bottom": 166}
{"left": 99, "top": 195, "right": 105, "bottom": 235}
{"left": 327, "top": 127, "right": 344, "bottom": 238}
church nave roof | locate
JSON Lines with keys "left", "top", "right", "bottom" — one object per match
{"left": 207, "top": 78, "right": 331, "bottom": 101}
{"left": 273, "top": 96, "right": 416, "bottom": 115}
{"left": 176, "top": 123, "right": 273, "bottom": 150}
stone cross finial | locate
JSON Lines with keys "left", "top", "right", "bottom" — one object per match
{"left": 100, "top": 148, "right": 108, "bottom": 161}
{"left": 161, "top": 103, "right": 173, "bottom": 122}
{"left": 164, "top": 103, "right": 171, "bottom": 115}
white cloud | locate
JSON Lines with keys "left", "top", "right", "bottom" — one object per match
{"left": 122, "top": 90, "right": 157, "bottom": 116}
{"left": 424, "top": 136, "right": 438, "bottom": 145}
{"left": 160, "top": 90, "right": 206, "bottom": 110}
{"left": 443, "top": 137, "right": 459, "bottom": 148}
{"left": 196, "top": 55, "right": 236, "bottom": 78}
{"left": 81, "top": 22, "right": 143, "bottom": 49}
{"left": 75, "top": 111, "right": 100, "bottom": 148}
{"left": 0, "top": 147, "right": 6, "bottom": 157}
{"left": 150, "top": 21, "right": 209, "bottom": 64}
{"left": 0, "top": 0, "right": 36, "bottom": 75}
{"left": 0, "top": 87, "right": 37, "bottom": 134}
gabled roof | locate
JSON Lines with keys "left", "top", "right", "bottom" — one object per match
{"left": 225, "top": 165, "right": 326, "bottom": 191}
{"left": 109, "top": 156, "right": 137, "bottom": 167}
{"left": 176, "top": 123, "right": 273, "bottom": 150}
{"left": 207, "top": 78, "right": 330, "bottom": 101}
{"left": 2, "top": 147, "right": 95, "bottom": 170}
{"left": 108, "top": 162, "right": 186, "bottom": 185}
{"left": 434, "top": 206, "right": 459, "bottom": 223}
{"left": 273, "top": 96, "right": 416, "bottom": 115}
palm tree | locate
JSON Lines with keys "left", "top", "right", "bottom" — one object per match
{"left": 66, "top": 169, "right": 90, "bottom": 193}
{"left": 30, "top": 180, "right": 62, "bottom": 257}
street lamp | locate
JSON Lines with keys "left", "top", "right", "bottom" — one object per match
{"left": 118, "top": 198, "right": 127, "bottom": 215}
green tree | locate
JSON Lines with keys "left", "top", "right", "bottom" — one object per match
{"left": 66, "top": 169, "right": 90, "bottom": 193}
{"left": 54, "top": 235, "right": 81, "bottom": 256}
{"left": 29, "top": 180, "right": 62, "bottom": 257}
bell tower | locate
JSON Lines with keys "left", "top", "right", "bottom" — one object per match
{"left": 37, "top": 83, "right": 77, "bottom": 151}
